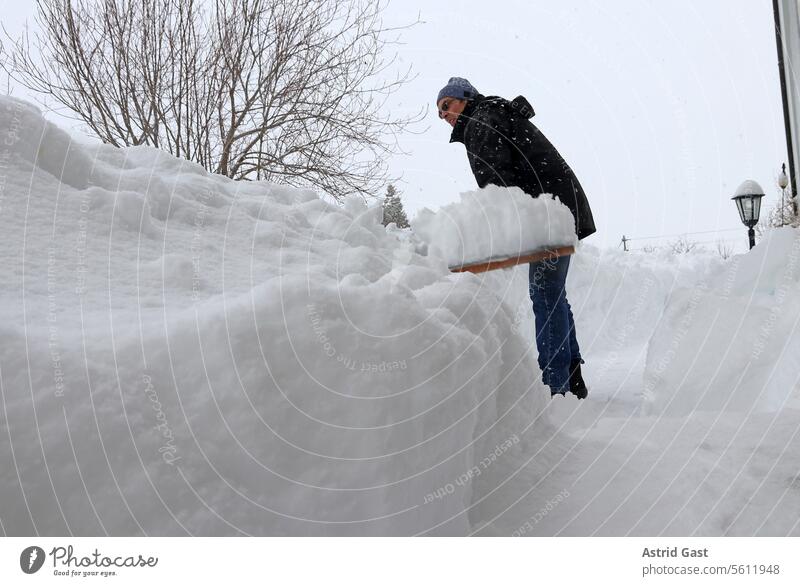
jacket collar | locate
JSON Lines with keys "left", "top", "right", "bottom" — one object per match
{"left": 448, "top": 94, "right": 484, "bottom": 144}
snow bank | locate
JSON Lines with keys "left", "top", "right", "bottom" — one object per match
{"left": 0, "top": 97, "right": 547, "bottom": 536}
{"left": 471, "top": 240, "right": 725, "bottom": 403}
{"left": 0, "top": 96, "right": 94, "bottom": 190}
{"left": 11, "top": 94, "right": 788, "bottom": 538}
{"left": 470, "top": 242, "right": 800, "bottom": 536}
{"left": 567, "top": 244, "right": 725, "bottom": 348}
{"left": 412, "top": 185, "right": 577, "bottom": 267}
{"left": 644, "top": 227, "right": 800, "bottom": 416}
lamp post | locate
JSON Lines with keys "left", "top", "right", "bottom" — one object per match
{"left": 779, "top": 163, "right": 789, "bottom": 227}
{"left": 732, "top": 180, "right": 765, "bottom": 250}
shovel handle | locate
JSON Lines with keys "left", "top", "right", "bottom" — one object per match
{"left": 449, "top": 245, "right": 575, "bottom": 274}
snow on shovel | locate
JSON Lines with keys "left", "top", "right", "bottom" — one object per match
{"left": 411, "top": 186, "right": 578, "bottom": 273}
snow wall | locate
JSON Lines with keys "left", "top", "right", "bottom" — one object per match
{"left": 643, "top": 227, "right": 800, "bottom": 416}
{"left": 0, "top": 97, "right": 549, "bottom": 536}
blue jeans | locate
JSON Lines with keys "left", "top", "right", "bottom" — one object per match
{"left": 528, "top": 254, "right": 581, "bottom": 394}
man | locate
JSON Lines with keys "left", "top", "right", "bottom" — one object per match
{"left": 437, "top": 77, "right": 595, "bottom": 399}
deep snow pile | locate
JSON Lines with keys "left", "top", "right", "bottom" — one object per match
{"left": 469, "top": 241, "right": 800, "bottom": 536}
{"left": 477, "top": 241, "right": 727, "bottom": 394}
{"left": 644, "top": 227, "right": 800, "bottom": 416}
{"left": 3, "top": 94, "right": 797, "bottom": 538}
{"left": 412, "top": 186, "right": 577, "bottom": 267}
{"left": 0, "top": 97, "right": 550, "bottom": 536}
{"left": 566, "top": 243, "right": 727, "bottom": 381}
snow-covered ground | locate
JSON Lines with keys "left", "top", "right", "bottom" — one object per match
{"left": 472, "top": 238, "right": 800, "bottom": 535}
{"left": 0, "top": 97, "right": 798, "bottom": 536}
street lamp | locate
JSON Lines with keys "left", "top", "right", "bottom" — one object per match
{"left": 732, "top": 180, "right": 765, "bottom": 250}
{"left": 778, "top": 163, "right": 789, "bottom": 227}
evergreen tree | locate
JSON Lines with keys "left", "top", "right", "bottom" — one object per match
{"left": 382, "top": 184, "right": 410, "bottom": 228}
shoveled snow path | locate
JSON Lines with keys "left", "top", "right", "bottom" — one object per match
{"left": 469, "top": 345, "right": 800, "bottom": 536}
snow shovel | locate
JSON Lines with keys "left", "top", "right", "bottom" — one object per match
{"left": 448, "top": 245, "right": 575, "bottom": 274}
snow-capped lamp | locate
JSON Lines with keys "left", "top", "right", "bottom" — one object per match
{"left": 732, "top": 179, "right": 765, "bottom": 249}
{"left": 778, "top": 164, "right": 789, "bottom": 190}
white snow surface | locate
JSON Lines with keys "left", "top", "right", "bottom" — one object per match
{"left": 411, "top": 186, "right": 577, "bottom": 267}
{"left": 470, "top": 237, "right": 800, "bottom": 536}
{"left": 734, "top": 179, "right": 765, "bottom": 197}
{"left": 1, "top": 97, "right": 798, "bottom": 536}
{"left": 0, "top": 97, "right": 547, "bottom": 536}
{"left": 643, "top": 227, "right": 800, "bottom": 416}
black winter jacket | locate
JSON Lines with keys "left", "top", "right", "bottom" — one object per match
{"left": 449, "top": 94, "right": 596, "bottom": 240}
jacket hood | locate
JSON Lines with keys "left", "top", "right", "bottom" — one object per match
{"left": 449, "top": 93, "right": 535, "bottom": 143}
{"left": 510, "top": 95, "right": 535, "bottom": 119}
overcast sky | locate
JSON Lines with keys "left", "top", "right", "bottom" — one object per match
{"left": 0, "top": 0, "right": 789, "bottom": 251}
{"left": 382, "top": 0, "right": 788, "bottom": 251}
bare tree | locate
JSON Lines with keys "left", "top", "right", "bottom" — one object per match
{"left": 715, "top": 239, "right": 734, "bottom": 260}
{"left": 668, "top": 236, "right": 699, "bottom": 254}
{"left": 756, "top": 195, "right": 800, "bottom": 238}
{"left": 1, "top": 0, "right": 422, "bottom": 199}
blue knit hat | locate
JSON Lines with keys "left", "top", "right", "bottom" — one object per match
{"left": 436, "top": 77, "right": 479, "bottom": 104}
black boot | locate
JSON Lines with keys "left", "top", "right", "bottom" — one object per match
{"left": 569, "top": 359, "right": 588, "bottom": 400}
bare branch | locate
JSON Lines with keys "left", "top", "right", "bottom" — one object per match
{"left": 0, "top": 0, "right": 423, "bottom": 199}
